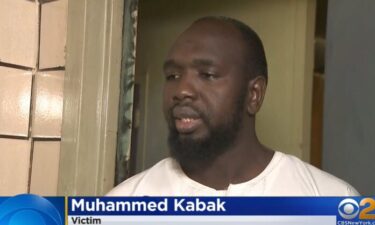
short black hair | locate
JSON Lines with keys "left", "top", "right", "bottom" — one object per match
{"left": 194, "top": 16, "right": 268, "bottom": 82}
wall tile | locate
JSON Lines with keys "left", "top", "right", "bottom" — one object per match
{"left": 0, "top": 138, "right": 31, "bottom": 195}
{"left": 39, "top": 0, "right": 68, "bottom": 69}
{"left": 0, "top": 67, "right": 32, "bottom": 137}
{"left": 0, "top": 0, "right": 38, "bottom": 67}
{"left": 32, "top": 71, "right": 64, "bottom": 138}
{"left": 30, "top": 141, "right": 60, "bottom": 195}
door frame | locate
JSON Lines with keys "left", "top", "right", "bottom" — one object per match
{"left": 58, "top": 0, "right": 125, "bottom": 195}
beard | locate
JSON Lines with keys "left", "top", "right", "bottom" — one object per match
{"left": 167, "top": 88, "right": 247, "bottom": 171}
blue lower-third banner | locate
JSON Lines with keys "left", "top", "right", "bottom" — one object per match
{"left": 1, "top": 195, "right": 375, "bottom": 225}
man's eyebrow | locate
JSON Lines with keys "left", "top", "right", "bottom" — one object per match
{"left": 192, "top": 59, "right": 215, "bottom": 67}
{"left": 163, "top": 59, "right": 215, "bottom": 71}
{"left": 163, "top": 60, "right": 182, "bottom": 71}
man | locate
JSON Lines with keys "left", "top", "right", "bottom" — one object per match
{"left": 108, "top": 16, "right": 358, "bottom": 196}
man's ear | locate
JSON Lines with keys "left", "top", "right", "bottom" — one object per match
{"left": 246, "top": 76, "right": 267, "bottom": 115}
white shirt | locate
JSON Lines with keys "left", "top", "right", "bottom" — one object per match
{"left": 107, "top": 151, "right": 359, "bottom": 196}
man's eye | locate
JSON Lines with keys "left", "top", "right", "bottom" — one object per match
{"left": 165, "top": 74, "right": 179, "bottom": 81}
{"left": 200, "top": 72, "right": 217, "bottom": 80}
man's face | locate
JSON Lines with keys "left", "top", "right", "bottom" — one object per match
{"left": 163, "top": 21, "right": 249, "bottom": 166}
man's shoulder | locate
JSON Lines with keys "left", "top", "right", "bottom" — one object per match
{"left": 276, "top": 152, "right": 359, "bottom": 196}
{"left": 106, "top": 158, "right": 178, "bottom": 196}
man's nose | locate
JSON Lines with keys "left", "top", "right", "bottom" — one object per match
{"left": 173, "top": 74, "right": 197, "bottom": 102}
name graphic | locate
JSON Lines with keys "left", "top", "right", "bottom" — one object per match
{"left": 71, "top": 198, "right": 226, "bottom": 213}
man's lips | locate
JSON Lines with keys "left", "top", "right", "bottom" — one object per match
{"left": 172, "top": 106, "right": 203, "bottom": 134}
{"left": 175, "top": 117, "right": 203, "bottom": 134}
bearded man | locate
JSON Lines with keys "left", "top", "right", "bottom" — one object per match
{"left": 108, "top": 16, "right": 358, "bottom": 196}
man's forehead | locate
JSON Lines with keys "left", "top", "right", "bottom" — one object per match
{"left": 180, "top": 19, "right": 242, "bottom": 42}
{"left": 166, "top": 19, "right": 245, "bottom": 61}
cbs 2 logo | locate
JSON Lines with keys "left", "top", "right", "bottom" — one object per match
{"left": 338, "top": 198, "right": 375, "bottom": 220}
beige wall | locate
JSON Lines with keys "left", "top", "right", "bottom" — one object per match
{"left": 134, "top": 0, "right": 315, "bottom": 171}
{"left": 0, "top": 0, "right": 67, "bottom": 195}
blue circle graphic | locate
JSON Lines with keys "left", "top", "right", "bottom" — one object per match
{"left": 8, "top": 209, "right": 46, "bottom": 225}
{"left": 0, "top": 194, "right": 62, "bottom": 225}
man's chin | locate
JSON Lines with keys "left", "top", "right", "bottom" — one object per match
{"left": 176, "top": 132, "right": 206, "bottom": 142}
{"left": 167, "top": 119, "right": 240, "bottom": 170}
{"left": 168, "top": 134, "right": 219, "bottom": 170}
{"left": 170, "top": 148, "right": 214, "bottom": 171}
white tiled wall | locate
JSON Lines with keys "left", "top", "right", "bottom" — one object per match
{"left": 0, "top": 67, "right": 32, "bottom": 137}
{"left": 0, "top": 139, "right": 31, "bottom": 195}
{"left": 0, "top": 0, "right": 38, "bottom": 67}
{"left": 30, "top": 141, "right": 61, "bottom": 195}
{"left": 32, "top": 71, "right": 65, "bottom": 138}
{"left": 39, "top": 0, "right": 68, "bottom": 69}
{"left": 0, "top": 0, "right": 67, "bottom": 195}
